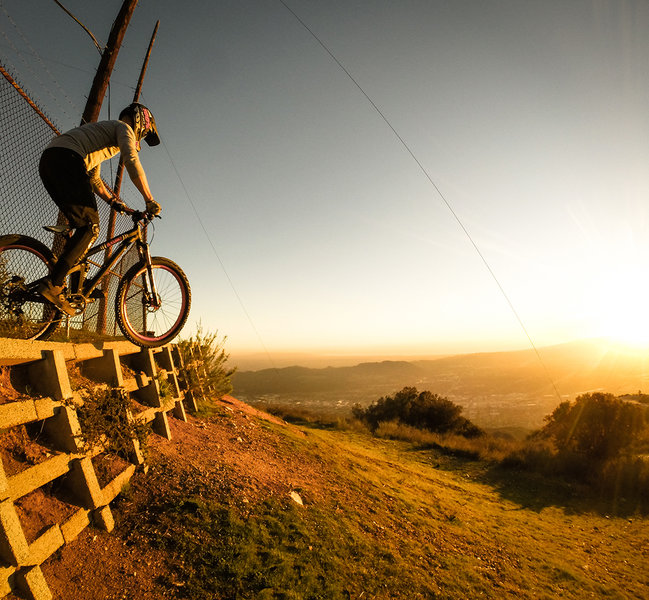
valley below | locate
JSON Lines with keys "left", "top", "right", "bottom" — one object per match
{"left": 232, "top": 339, "right": 649, "bottom": 431}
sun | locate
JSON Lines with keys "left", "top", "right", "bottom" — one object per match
{"left": 593, "top": 283, "right": 649, "bottom": 348}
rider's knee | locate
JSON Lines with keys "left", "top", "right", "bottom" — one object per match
{"left": 86, "top": 226, "right": 99, "bottom": 251}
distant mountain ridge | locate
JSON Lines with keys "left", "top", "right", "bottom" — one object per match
{"left": 231, "top": 339, "right": 649, "bottom": 429}
{"left": 234, "top": 360, "right": 424, "bottom": 394}
{"left": 233, "top": 339, "right": 649, "bottom": 398}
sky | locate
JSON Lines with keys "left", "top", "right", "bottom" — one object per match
{"left": 2, "top": 0, "right": 649, "bottom": 364}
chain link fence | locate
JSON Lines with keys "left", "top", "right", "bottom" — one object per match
{"left": 0, "top": 62, "right": 140, "bottom": 340}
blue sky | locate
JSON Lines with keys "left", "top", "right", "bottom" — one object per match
{"left": 2, "top": 0, "right": 649, "bottom": 362}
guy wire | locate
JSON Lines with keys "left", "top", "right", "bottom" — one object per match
{"left": 277, "top": 0, "right": 563, "bottom": 403}
{"left": 158, "top": 138, "right": 278, "bottom": 370}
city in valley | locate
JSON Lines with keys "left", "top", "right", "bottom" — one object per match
{"left": 232, "top": 338, "right": 649, "bottom": 434}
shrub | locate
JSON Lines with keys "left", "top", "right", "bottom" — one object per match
{"left": 353, "top": 387, "right": 483, "bottom": 438}
{"left": 598, "top": 456, "right": 649, "bottom": 500}
{"left": 540, "top": 392, "right": 648, "bottom": 461}
{"left": 75, "top": 387, "right": 149, "bottom": 460}
{"left": 499, "top": 393, "right": 649, "bottom": 510}
{"left": 178, "top": 324, "right": 236, "bottom": 401}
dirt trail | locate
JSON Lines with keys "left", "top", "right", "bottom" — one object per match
{"left": 35, "top": 397, "right": 321, "bottom": 600}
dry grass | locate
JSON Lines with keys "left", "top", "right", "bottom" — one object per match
{"left": 374, "top": 419, "right": 519, "bottom": 461}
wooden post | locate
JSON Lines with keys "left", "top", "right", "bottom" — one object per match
{"left": 80, "top": 0, "right": 139, "bottom": 125}
{"left": 107, "top": 20, "right": 159, "bottom": 201}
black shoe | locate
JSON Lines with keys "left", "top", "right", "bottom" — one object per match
{"left": 38, "top": 279, "right": 76, "bottom": 316}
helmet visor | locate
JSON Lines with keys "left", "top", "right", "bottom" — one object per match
{"left": 144, "top": 128, "right": 160, "bottom": 147}
{"left": 142, "top": 110, "right": 160, "bottom": 146}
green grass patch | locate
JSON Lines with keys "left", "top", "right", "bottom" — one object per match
{"left": 159, "top": 497, "right": 426, "bottom": 600}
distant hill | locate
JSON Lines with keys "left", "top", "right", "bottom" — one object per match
{"left": 233, "top": 360, "right": 425, "bottom": 394}
{"left": 232, "top": 339, "right": 649, "bottom": 429}
{"left": 233, "top": 338, "right": 649, "bottom": 397}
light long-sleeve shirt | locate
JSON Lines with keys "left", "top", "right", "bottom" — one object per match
{"left": 46, "top": 120, "right": 145, "bottom": 192}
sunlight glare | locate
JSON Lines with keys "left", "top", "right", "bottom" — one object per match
{"left": 595, "top": 277, "right": 649, "bottom": 348}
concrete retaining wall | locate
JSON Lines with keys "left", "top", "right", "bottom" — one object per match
{"left": 0, "top": 338, "right": 199, "bottom": 600}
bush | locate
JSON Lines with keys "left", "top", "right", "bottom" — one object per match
{"left": 353, "top": 387, "right": 483, "bottom": 438}
{"left": 178, "top": 324, "right": 236, "bottom": 402}
{"left": 540, "top": 392, "right": 648, "bottom": 461}
{"left": 498, "top": 393, "right": 649, "bottom": 511}
{"left": 75, "top": 387, "right": 149, "bottom": 460}
{"left": 598, "top": 456, "right": 649, "bottom": 500}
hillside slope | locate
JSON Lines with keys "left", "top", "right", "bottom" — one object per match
{"left": 33, "top": 395, "right": 649, "bottom": 600}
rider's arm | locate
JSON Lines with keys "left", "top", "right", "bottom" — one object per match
{"left": 117, "top": 123, "right": 160, "bottom": 214}
{"left": 88, "top": 165, "right": 116, "bottom": 202}
{"left": 87, "top": 165, "right": 130, "bottom": 213}
{"left": 130, "top": 172, "right": 160, "bottom": 215}
{"left": 94, "top": 179, "right": 118, "bottom": 203}
{"left": 129, "top": 171, "right": 154, "bottom": 203}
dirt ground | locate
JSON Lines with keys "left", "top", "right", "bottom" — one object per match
{"left": 23, "top": 395, "right": 326, "bottom": 600}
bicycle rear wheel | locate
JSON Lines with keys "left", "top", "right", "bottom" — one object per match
{"left": 0, "top": 235, "right": 62, "bottom": 340}
{"left": 115, "top": 256, "right": 191, "bottom": 347}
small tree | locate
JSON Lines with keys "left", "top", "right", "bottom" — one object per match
{"left": 353, "top": 386, "right": 482, "bottom": 438}
{"left": 541, "top": 392, "right": 648, "bottom": 461}
{"left": 178, "top": 324, "right": 236, "bottom": 401}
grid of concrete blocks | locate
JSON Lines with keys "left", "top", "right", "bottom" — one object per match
{"left": 0, "top": 339, "right": 201, "bottom": 600}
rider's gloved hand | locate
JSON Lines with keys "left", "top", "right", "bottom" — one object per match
{"left": 145, "top": 199, "right": 161, "bottom": 217}
{"left": 111, "top": 200, "right": 130, "bottom": 214}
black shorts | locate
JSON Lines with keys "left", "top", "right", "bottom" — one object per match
{"left": 39, "top": 147, "right": 99, "bottom": 228}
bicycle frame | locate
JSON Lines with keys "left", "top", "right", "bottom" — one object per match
{"left": 66, "top": 218, "right": 156, "bottom": 301}
{"left": 1, "top": 211, "right": 189, "bottom": 345}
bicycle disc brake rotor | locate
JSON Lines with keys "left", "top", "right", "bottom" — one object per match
{"left": 145, "top": 292, "right": 162, "bottom": 312}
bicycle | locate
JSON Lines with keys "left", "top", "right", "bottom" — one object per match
{"left": 0, "top": 208, "right": 191, "bottom": 347}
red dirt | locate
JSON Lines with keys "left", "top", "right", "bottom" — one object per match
{"left": 35, "top": 396, "right": 324, "bottom": 600}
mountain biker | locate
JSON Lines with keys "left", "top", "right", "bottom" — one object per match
{"left": 38, "top": 102, "right": 161, "bottom": 316}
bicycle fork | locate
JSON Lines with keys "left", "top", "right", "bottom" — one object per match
{"left": 137, "top": 241, "right": 161, "bottom": 310}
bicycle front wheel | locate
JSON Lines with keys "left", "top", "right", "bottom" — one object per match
{"left": 115, "top": 256, "right": 191, "bottom": 347}
{"left": 0, "top": 234, "right": 62, "bottom": 340}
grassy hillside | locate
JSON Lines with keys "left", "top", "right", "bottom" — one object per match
{"left": 41, "top": 396, "right": 649, "bottom": 600}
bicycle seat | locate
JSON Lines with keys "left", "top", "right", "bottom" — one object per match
{"left": 43, "top": 225, "right": 72, "bottom": 236}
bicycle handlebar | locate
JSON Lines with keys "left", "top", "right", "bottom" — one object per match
{"left": 110, "top": 200, "right": 158, "bottom": 223}
{"left": 131, "top": 209, "right": 160, "bottom": 223}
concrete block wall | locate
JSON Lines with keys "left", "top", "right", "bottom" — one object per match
{"left": 0, "top": 339, "right": 200, "bottom": 600}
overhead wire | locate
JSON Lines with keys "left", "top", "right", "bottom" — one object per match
{"left": 51, "top": 0, "right": 104, "bottom": 53}
{"left": 0, "top": 0, "right": 82, "bottom": 120}
{"left": 277, "top": 0, "right": 564, "bottom": 403}
{"left": 156, "top": 136, "right": 278, "bottom": 369}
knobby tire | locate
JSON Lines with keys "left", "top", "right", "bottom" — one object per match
{"left": 0, "top": 234, "right": 62, "bottom": 340}
{"left": 115, "top": 256, "right": 191, "bottom": 347}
